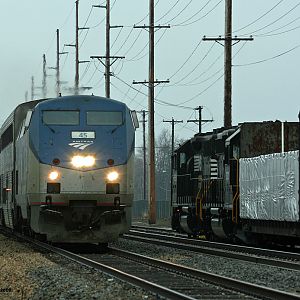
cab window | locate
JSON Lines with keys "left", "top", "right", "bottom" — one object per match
{"left": 43, "top": 111, "right": 79, "bottom": 125}
{"left": 86, "top": 111, "right": 123, "bottom": 125}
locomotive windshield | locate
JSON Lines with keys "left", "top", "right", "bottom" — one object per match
{"left": 43, "top": 111, "right": 79, "bottom": 125}
{"left": 86, "top": 111, "right": 123, "bottom": 125}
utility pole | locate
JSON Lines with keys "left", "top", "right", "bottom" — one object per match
{"left": 25, "top": 91, "right": 28, "bottom": 102}
{"left": 133, "top": 1, "right": 170, "bottom": 225}
{"left": 56, "top": 29, "right": 60, "bottom": 96}
{"left": 55, "top": 29, "right": 68, "bottom": 96}
{"left": 91, "top": 1, "right": 124, "bottom": 98}
{"left": 36, "top": 54, "right": 48, "bottom": 98}
{"left": 75, "top": 0, "right": 79, "bottom": 94}
{"left": 163, "top": 118, "right": 183, "bottom": 210}
{"left": 65, "top": 0, "right": 89, "bottom": 95}
{"left": 224, "top": 0, "right": 232, "bottom": 128}
{"left": 187, "top": 106, "right": 213, "bottom": 133}
{"left": 42, "top": 54, "right": 47, "bottom": 98}
{"left": 143, "top": 110, "right": 147, "bottom": 205}
{"left": 49, "top": 29, "right": 68, "bottom": 96}
{"left": 203, "top": 0, "right": 253, "bottom": 128}
{"left": 31, "top": 76, "right": 35, "bottom": 100}
{"left": 105, "top": 0, "right": 111, "bottom": 98}
{"left": 137, "top": 110, "right": 148, "bottom": 204}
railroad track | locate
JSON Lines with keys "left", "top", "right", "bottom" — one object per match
{"left": 2, "top": 227, "right": 299, "bottom": 299}
{"left": 127, "top": 226, "right": 300, "bottom": 272}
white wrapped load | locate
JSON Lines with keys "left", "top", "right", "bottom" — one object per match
{"left": 239, "top": 151, "right": 299, "bottom": 221}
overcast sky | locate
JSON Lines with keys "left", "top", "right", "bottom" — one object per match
{"left": 0, "top": 0, "right": 299, "bottom": 146}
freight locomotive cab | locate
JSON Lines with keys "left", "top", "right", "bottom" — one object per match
{"left": 0, "top": 95, "right": 138, "bottom": 244}
{"left": 171, "top": 121, "right": 300, "bottom": 245}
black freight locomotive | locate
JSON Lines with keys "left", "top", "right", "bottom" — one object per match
{"left": 171, "top": 121, "right": 300, "bottom": 245}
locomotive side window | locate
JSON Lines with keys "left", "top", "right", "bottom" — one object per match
{"left": 179, "top": 153, "right": 186, "bottom": 166}
{"left": 1, "top": 124, "right": 13, "bottom": 151}
{"left": 43, "top": 111, "right": 79, "bottom": 125}
{"left": 18, "top": 110, "right": 33, "bottom": 139}
{"left": 86, "top": 111, "right": 123, "bottom": 125}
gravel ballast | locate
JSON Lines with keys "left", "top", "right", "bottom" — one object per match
{"left": 113, "top": 224, "right": 300, "bottom": 296}
{"left": 0, "top": 233, "right": 156, "bottom": 300}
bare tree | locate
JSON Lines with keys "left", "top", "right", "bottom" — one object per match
{"left": 133, "top": 128, "right": 185, "bottom": 219}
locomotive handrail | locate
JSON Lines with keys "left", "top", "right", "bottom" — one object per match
{"left": 231, "top": 158, "right": 239, "bottom": 223}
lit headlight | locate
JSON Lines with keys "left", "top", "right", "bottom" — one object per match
{"left": 49, "top": 171, "right": 59, "bottom": 180}
{"left": 107, "top": 171, "right": 119, "bottom": 182}
{"left": 71, "top": 155, "right": 95, "bottom": 168}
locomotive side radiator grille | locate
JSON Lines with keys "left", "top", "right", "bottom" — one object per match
{"left": 210, "top": 158, "right": 218, "bottom": 179}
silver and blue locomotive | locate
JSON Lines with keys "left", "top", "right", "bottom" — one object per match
{"left": 0, "top": 95, "right": 138, "bottom": 243}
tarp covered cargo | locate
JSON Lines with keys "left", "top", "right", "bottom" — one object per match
{"left": 239, "top": 151, "right": 299, "bottom": 221}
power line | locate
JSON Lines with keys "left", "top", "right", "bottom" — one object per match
{"left": 176, "top": 40, "right": 246, "bottom": 87}
{"left": 171, "top": 0, "right": 223, "bottom": 27}
{"left": 114, "top": 74, "right": 194, "bottom": 110}
{"left": 233, "top": 0, "right": 284, "bottom": 34}
{"left": 253, "top": 16, "right": 300, "bottom": 37}
{"left": 233, "top": 43, "right": 300, "bottom": 67}
{"left": 156, "top": 0, "right": 181, "bottom": 22}
{"left": 240, "top": 2, "right": 300, "bottom": 37}
{"left": 169, "top": 41, "right": 216, "bottom": 86}
{"left": 163, "top": 0, "right": 193, "bottom": 25}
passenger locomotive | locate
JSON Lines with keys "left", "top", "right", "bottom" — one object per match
{"left": 171, "top": 121, "right": 300, "bottom": 245}
{"left": 0, "top": 95, "right": 138, "bottom": 244}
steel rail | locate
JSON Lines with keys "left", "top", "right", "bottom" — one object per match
{"left": 109, "top": 246, "right": 300, "bottom": 300}
{"left": 0, "top": 228, "right": 193, "bottom": 300}
{"left": 1, "top": 227, "right": 300, "bottom": 299}
{"left": 125, "top": 230, "right": 300, "bottom": 271}
{"left": 131, "top": 225, "right": 300, "bottom": 260}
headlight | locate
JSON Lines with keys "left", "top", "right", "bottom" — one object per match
{"left": 71, "top": 155, "right": 95, "bottom": 168}
{"left": 49, "top": 171, "right": 59, "bottom": 180}
{"left": 107, "top": 171, "right": 119, "bottom": 182}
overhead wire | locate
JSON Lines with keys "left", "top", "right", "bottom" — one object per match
{"left": 126, "top": 27, "right": 168, "bottom": 62}
{"left": 133, "top": 0, "right": 160, "bottom": 26}
{"left": 114, "top": 74, "right": 194, "bottom": 110}
{"left": 176, "top": 110, "right": 199, "bottom": 133}
{"left": 111, "top": 26, "right": 124, "bottom": 49}
{"left": 163, "top": 0, "right": 193, "bottom": 25}
{"left": 240, "top": 2, "right": 300, "bottom": 37}
{"left": 233, "top": 0, "right": 285, "bottom": 34}
{"left": 168, "top": 40, "right": 203, "bottom": 80}
{"left": 123, "top": 29, "right": 145, "bottom": 60}
{"left": 176, "top": 41, "right": 247, "bottom": 87}
{"left": 60, "top": 4, "right": 75, "bottom": 29}
{"left": 233, "top": 43, "right": 300, "bottom": 67}
{"left": 175, "top": 51, "right": 223, "bottom": 87}
{"left": 156, "top": 0, "right": 181, "bottom": 23}
{"left": 114, "top": 27, "right": 135, "bottom": 53}
{"left": 256, "top": 24, "right": 300, "bottom": 37}
{"left": 111, "top": 81, "right": 147, "bottom": 109}
{"left": 81, "top": 61, "right": 92, "bottom": 81}
{"left": 171, "top": 0, "right": 222, "bottom": 27}
{"left": 176, "top": 40, "right": 249, "bottom": 105}
{"left": 253, "top": 15, "right": 300, "bottom": 37}
{"left": 170, "top": 42, "right": 216, "bottom": 85}
{"left": 84, "top": 60, "right": 102, "bottom": 85}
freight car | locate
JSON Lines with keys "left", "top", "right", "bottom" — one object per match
{"left": 171, "top": 121, "right": 300, "bottom": 245}
{"left": 0, "top": 95, "right": 138, "bottom": 244}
